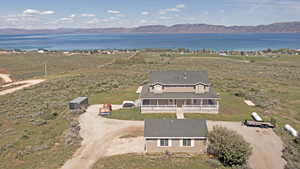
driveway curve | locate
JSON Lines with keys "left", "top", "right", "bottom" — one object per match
{"left": 60, "top": 105, "right": 143, "bottom": 169}
{"left": 207, "top": 121, "right": 286, "bottom": 169}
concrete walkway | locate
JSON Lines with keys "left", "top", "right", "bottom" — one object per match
{"left": 176, "top": 108, "right": 184, "bottom": 119}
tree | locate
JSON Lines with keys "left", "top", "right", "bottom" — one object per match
{"left": 208, "top": 126, "right": 252, "bottom": 166}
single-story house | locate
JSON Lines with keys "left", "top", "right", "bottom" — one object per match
{"left": 139, "top": 70, "right": 219, "bottom": 114}
{"left": 144, "top": 119, "right": 208, "bottom": 154}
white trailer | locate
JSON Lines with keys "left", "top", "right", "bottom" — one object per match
{"left": 284, "top": 124, "right": 298, "bottom": 137}
{"left": 251, "top": 112, "right": 263, "bottom": 122}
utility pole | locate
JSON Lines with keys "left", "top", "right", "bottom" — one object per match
{"left": 44, "top": 63, "right": 47, "bottom": 77}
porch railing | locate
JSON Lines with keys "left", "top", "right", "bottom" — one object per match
{"left": 182, "top": 104, "right": 219, "bottom": 113}
{"left": 141, "top": 104, "right": 219, "bottom": 113}
{"left": 141, "top": 105, "right": 176, "bottom": 113}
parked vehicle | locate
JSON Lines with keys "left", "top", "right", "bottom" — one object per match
{"left": 69, "top": 97, "right": 88, "bottom": 111}
{"left": 284, "top": 124, "right": 298, "bottom": 137}
{"left": 99, "top": 104, "right": 112, "bottom": 116}
{"left": 251, "top": 112, "right": 263, "bottom": 122}
{"left": 122, "top": 101, "right": 135, "bottom": 108}
{"left": 243, "top": 120, "right": 275, "bottom": 128}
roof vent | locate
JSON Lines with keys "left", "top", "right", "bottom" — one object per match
{"left": 183, "top": 72, "right": 187, "bottom": 80}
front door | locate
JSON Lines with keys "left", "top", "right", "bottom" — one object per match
{"left": 176, "top": 99, "right": 185, "bottom": 107}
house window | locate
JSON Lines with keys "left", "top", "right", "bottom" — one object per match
{"left": 183, "top": 139, "right": 192, "bottom": 147}
{"left": 159, "top": 139, "right": 169, "bottom": 147}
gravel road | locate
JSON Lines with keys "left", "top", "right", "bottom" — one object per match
{"left": 0, "top": 73, "right": 12, "bottom": 83}
{"left": 60, "top": 105, "right": 143, "bottom": 169}
{"left": 0, "top": 79, "right": 45, "bottom": 95}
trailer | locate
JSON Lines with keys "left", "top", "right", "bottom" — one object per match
{"left": 243, "top": 120, "right": 275, "bottom": 128}
{"left": 284, "top": 124, "right": 298, "bottom": 137}
{"left": 251, "top": 112, "right": 263, "bottom": 122}
{"left": 69, "top": 97, "right": 88, "bottom": 110}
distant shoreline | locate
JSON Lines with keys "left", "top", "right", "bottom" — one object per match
{"left": 1, "top": 33, "right": 300, "bottom": 51}
{"left": 1, "top": 22, "right": 300, "bottom": 35}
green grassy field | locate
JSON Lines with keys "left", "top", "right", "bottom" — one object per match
{"left": 0, "top": 51, "right": 300, "bottom": 169}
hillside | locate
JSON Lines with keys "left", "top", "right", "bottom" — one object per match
{"left": 0, "top": 51, "right": 299, "bottom": 169}
{"left": 1, "top": 22, "right": 300, "bottom": 35}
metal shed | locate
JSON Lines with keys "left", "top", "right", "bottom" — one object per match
{"left": 69, "top": 97, "right": 88, "bottom": 110}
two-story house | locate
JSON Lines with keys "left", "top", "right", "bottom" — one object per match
{"left": 139, "top": 70, "right": 219, "bottom": 114}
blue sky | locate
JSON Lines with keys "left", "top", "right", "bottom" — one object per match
{"left": 0, "top": 0, "right": 299, "bottom": 29}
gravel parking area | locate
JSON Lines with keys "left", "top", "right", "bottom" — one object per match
{"left": 60, "top": 105, "right": 144, "bottom": 169}
{"left": 207, "top": 121, "right": 286, "bottom": 169}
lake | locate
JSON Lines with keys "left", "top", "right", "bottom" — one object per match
{"left": 0, "top": 33, "right": 300, "bottom": 51}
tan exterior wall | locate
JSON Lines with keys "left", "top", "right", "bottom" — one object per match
{"left": 149, "top": 84, "right": 210, "bottom": 94}
{"left": 163, "top": 86, "right": 195, "bottom": 92}
{"left": 145, "top": 138, "right": 207, "bottom": 154}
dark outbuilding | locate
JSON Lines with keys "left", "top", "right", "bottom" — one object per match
{"left": 69, "top": 97, "right": 88, "bottom": 110}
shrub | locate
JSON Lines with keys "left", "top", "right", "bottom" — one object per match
{"left": 283, "top": 138, "right": 300, "bottom": 169}
{"left": 208, "top": 126, "right": 252, "bottom": 166}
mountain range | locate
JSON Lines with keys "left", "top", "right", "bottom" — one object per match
{"left": 1, "top": 22, "right": 300, "bottom": 34}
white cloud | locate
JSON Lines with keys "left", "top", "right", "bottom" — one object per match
{"left": 87, "top": 18, "right": 99, "bottom": 24}
{"left": 107, "top": 10, "right": 121, "bottom": 14}
{"left": 176, "top": 4, "right": 185, "bottom": 9}
{"left": 140, "top": 19, "right": 147, "bottom": 23}
{"left": 70, "top": 14, "right": 76, "bottom": 18}
{"left": 81, "top": 13, "right": 96, "bottom": 17}
{"left": 23, "top": 9, "right": 55, "bottom": 16}
{"left": 160, "top": 4, "right": 185, "bottom": 15}
{"left": 159, "top": 16, "right": 172, "bottom": 20}
{"left": 141, "top": 11, "right": 149, "bottom": 15}
{"left": 59, "top": 18, "right": 73, "bottom": 21}
{"left": 41, "top": 10, "right": 55, "bottom": 15}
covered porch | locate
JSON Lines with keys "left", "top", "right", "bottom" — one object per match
{"left": 141, "top": 98, "right": 219, "bottom": 114}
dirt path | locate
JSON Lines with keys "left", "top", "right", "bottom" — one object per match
{"left": 60, "top": 105, "right": 144, "bottom": 169}
{"left": 207, "top": 121, "right": 286, "bottom": 169}
{"left": 0, "top": 79, "right": 46, "bottom": 95}
{"left": 0, "top": 73, "right": 13, "bottom": 83}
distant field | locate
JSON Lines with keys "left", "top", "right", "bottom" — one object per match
{"left": 0, "top": 51, "right": 299, "bottom": 169}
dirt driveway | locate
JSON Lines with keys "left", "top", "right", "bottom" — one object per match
{"left": 61, "top": 106, "right": 285, "bottom": 169}
{"left": 0, "top": 73, "right": 12, "bottom": 83}
{"left": 0, "top": 79, "right": 45, "bottom": 96}
{"left": 60, "top": 105, "right": 144, "bottom": 169}
{"left": 207, "top": 121, "right": 286, "bottom": 169}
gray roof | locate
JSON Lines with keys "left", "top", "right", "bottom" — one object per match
{"left": 140, "top": 85, "right": 219, "bottom": 99}
{"left": 70, "top": 97, "right": 88, "bottom": 104}
{"left": 149, "top": 70, "right": 209, "bottom": 85}
{"left": 144, "top": 119, "right": 208, "bottom": 138}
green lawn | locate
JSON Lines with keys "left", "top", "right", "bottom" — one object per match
{"left": 92, "top": 154, "right": 227, "bottom": 169}
{"left": 107, "top": 108, "right": 176, "bottom": 120}
{"left": 106, "top": 91, "right": 261, "bottom": 122}
{"left": 89, "top": 86, "right": 140, "bottom": 105}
